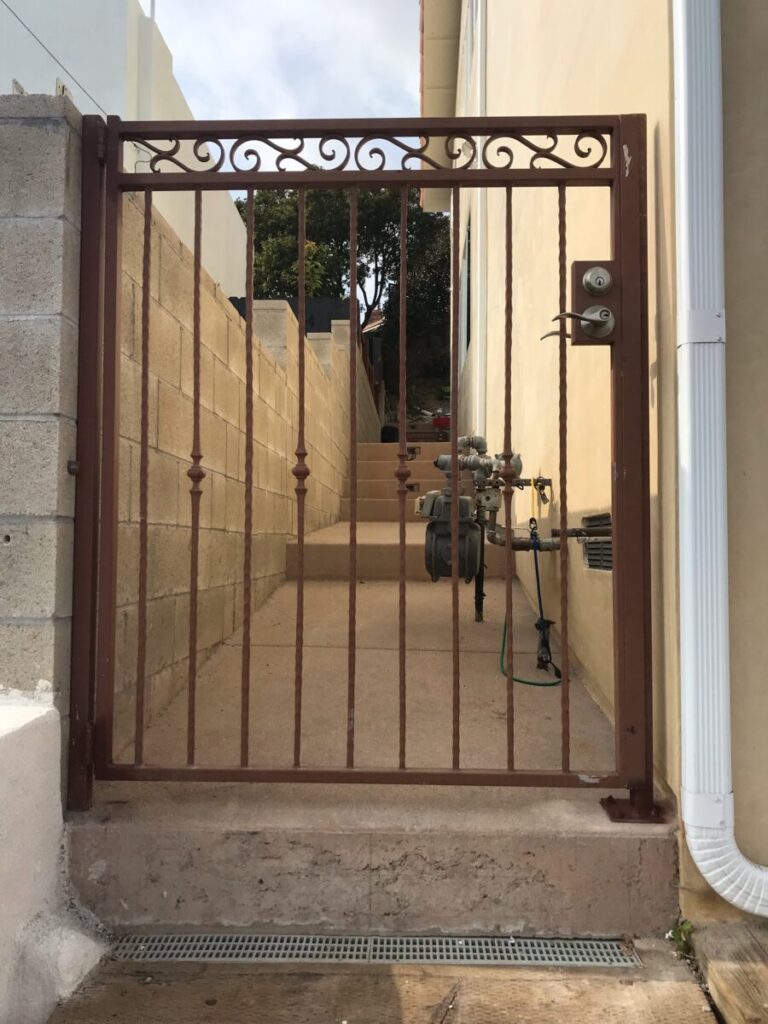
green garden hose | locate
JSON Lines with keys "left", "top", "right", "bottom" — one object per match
{"left": 499, "top": 620, "right": 562, "bottom": 686}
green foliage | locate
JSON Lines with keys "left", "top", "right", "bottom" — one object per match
{"left": 236, "top": 189, "right": 450, "bottom": 401}
{"left": 380, "top": 202, "right": 450, "bottom": 396}
{"left": 236, "top": 189, "right": 348, "bottom": 300}
{"left": 667, "top": 920, "right": 695, "bottom": 961}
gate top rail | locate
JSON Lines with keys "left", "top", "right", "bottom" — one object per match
{"left": 111, "top": 115, "right": 621, "bottom": 190}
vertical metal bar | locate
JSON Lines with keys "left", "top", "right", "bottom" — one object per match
{"left": 557, "top": 183, "right": 571, "bottom": 773}
{"left": 134, "top": 189, "right": 152, "bottom": 765}
{"left": 612, "top": 116, "right": 653, "bottom": 805}
{"left": 240, "top": 189, "right": 255, "bottom": 766}
{"left": 292, "top": 187, "right": 309, "bottom": 768}
{"left": 450, "top": 186, "right": 461, "bottom": 770}
{"left": 186, "top": 190, "right": 205, "bottom": 766}
{"left": 502, "top": 185, "right": 515, "bottom": 771}
{"left": 346, "top": 188, "right": 359, "bottom": 769}
{"left": 68, "top": 115, "right": 105, "bottom": 809}
{"left": 93, "top": 116, "right": 122, "bottom": 773}
{"left": 395, "top": 186, "right": 410, "bottom": 770}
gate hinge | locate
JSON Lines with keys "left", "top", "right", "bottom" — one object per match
{"left": 84, "top": 721, "right": 95, "bottom": 767}
{"left": 96, "top": 123, "right": 107, "bottom": 165}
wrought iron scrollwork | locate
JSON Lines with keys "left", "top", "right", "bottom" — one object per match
{"left": 483, "top": 131, "right": 609, "bottom": 170}
{"left": 130, "top": 129, "right": 611, "bottom": 175}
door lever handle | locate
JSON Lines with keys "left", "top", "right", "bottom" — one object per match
{"left": 540, "top": 310, "right": 599, "bottom": 341}
{"left": 541, "top": 306, "right": 615, "bottom": 341}
{"left": 540, "top": 329, "right": 572, "bottom": 340}
{"left": 553, "top": 310, "right": 607, "bottom": 326}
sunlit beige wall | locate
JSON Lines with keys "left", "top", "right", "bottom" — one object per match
{"left": 454, "top": 0, "right": 768, "bottom": 915}
{"left": 458, "top": 0, "right": 678, "bottom": 794}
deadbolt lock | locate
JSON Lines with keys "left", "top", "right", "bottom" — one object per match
{"left": 582, "top": 265, "right": 613, "bottom": 296}
{"left": 570, "top": 260, "right": 620, "bottom": 345}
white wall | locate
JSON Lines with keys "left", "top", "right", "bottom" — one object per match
{"left": 0, "top": 0, "right": 247, "bottom": 297}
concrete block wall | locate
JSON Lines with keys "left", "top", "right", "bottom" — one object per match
{"left": 0, "top": 95, "right": 81, "bottom": 714}
{"left": 0, "top": 94, "right": 105, "bottom": 1024}
{"left": 0, "top": 91, "right": 380, "bottom": 763}
{"left": 114, "top": 195, "right": 380, "bottom": 758}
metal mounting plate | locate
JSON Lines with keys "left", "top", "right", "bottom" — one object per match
{"left": 570, "top": 260, "right": 620, "bottom": 345}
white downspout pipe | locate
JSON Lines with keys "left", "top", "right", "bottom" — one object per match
{"left": 674, "top": 0, "right": 768, "bottom": 916}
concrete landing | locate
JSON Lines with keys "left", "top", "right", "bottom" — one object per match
{"left": 49, "top": 940, "right": 713, "bottom": 1023}
{"left": 113, "top": 580, "right": 613, "bottom": 772}
{"left": 67, "top": 578, "right": 678, "bottom": 938}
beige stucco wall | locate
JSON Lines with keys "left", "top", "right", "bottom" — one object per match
{"left": 454, "top": 0, "right": 768, "bottom": 914}
{"left": 460, "top": 0, "right": 677, "bottom": 782}
{"left": 114, "top": 194, "right": 379, "bottom": 758}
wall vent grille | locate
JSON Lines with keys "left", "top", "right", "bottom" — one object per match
{"left": 582, "top": 513, "right": 612, "bottom": 571}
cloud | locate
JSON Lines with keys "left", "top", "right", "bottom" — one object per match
{"left": 144, "top": 0, "right": 420, "bottom": 120}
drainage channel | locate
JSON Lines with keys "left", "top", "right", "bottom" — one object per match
{"left": 114, "top": 934, "right": 641, "bottom": 969}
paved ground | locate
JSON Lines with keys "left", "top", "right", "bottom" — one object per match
{"left": 50, "top": 940, "right": 714, "bottom": 1023}
{"left": 114, "top": 579, "right": 615, "bottom": 773}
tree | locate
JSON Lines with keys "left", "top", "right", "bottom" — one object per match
{"left": 379, "top": 197, "right": 450, "bottom": 402}
{"left": 236, "top": 187, "right": 450, "bottom": 406}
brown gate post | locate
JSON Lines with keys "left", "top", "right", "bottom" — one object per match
{"left": 91, "top": 116, "right": 124, "bottom": 779}
{"left": 602, "top": 114, "right": 656, "bottom": 821}
{"left": 67, "top": 115, "right": 106, "bottom": 812}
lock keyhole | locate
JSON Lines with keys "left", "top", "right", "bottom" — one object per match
{"left": 583, "top": 265, "right": 613, "bottom": 296}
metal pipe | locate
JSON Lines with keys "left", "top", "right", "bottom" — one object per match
{"left": 486, "top": 526, "right": 559, "bottom": 551}
{"left": 552, "top": 526, "right": 611, "bottom": 538}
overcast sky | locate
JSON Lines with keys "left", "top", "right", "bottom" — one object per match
{"left": 138, "top": 0, "right": 420, "bottom": 120}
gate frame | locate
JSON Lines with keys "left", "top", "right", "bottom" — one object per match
{"left": 68, "top": 114, "right": 653, "bottom": 815}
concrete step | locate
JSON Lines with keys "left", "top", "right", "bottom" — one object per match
{"left": 357, "top": 441, "right": 450, "bottom": 461}
{"left": 67, "top": 781, "right": 678, "bottom": 937}
{"left": 345, "top": 479, "right": 430, "bottom": 501}
{"left": 340, "top": 497, "right": 422, "bottom": 521}
{"left": 354, "top": 459, "right": 449, "bottom": 482}
{"left": 287, "top": 522, "right": 509, "bottom": 579}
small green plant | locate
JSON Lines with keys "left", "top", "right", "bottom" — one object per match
{"left": 667, "top": 919, "right": 695, "bottom": 961}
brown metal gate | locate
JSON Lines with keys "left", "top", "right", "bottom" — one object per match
{"left": 68, "top": 115, "right": 652, "bottom": 818}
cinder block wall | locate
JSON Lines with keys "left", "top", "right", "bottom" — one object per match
{"left": 113, "top": 195, "right": 380, "bottom": 757}
{"left": 0, "top": 95, "right": 105, "bottom": 1024}
{"left": 0, "top": 96, "right": 81, "bottom": 720}
{"left": 0, "top": 92, "right": 380, "bottom": 767}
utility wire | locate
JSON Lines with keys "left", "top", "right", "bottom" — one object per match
{"left": 1, "top": 0, "right": 108, "bottom": 117}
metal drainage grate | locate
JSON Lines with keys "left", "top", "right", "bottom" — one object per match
{"left": 114, "top": 933, "right": 640, "bottom": 969}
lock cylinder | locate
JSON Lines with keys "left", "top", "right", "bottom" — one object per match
{"left": 581, "top": 304, "right": 615, "bottom": 339}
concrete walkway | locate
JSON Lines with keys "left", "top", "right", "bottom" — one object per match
{"left": 116, "top": 579, "right": 615, "bottom": 773}
{"left": 50, "top": 940, "right": 714, "bottom": 1023}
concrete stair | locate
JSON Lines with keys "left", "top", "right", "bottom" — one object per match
{"left": 290, "top": 441, "right": 507, "bottom": 578}
{"left": 344, "top": 443, "right": 447, "bottom": 521}
{"left": 67, "top": 781, "right": 678, "bottom": 937}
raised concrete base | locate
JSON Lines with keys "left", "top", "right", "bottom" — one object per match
{"left": 67, "top": 782, "right": 678, "bottom": 938}
{"left": 0, "top": 703, "right": 105, "bottom": 1024}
